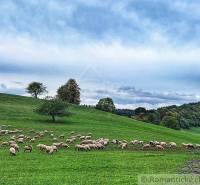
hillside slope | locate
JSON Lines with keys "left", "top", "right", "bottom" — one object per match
{"left": 0, "top": 93, "right": 199, "bottom": 143}
{"left": 0, "top": 93, "right": 200, "bottom": 185}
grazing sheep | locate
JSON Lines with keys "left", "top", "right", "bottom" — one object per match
{"left": 30, "top": 138, "right": 36, "bottom": 143}
{"left": 9, "top": 147, "right": 16, "bottom": 156}
{"left": 81, "top": 140, "right": 94, "bottom": 145}
{"left": 143, "top": 144, "right": 151, "bottom": 150}
{"left": 75, "top": 144, "right": 90, "bottom": 151}
{"left": 187, "top": 143, "right": 195, "bottom": 149}
{"left": 160, "top": 142, "right": 167, "bottom": 147}
{"left": 66, "top": 138, "right": 76, "bottom": 144}
{"left": 112, "top": 139, "right": 119, "bottom": 144}
{"left": 169, "top": 142, "right": 177, "bottom": 148}
{"left": 120, "top": 143, "right": 127, "bottom": 150}
{"left": 155, "top": 145, "right": 164, "bottom": 150}
{"left": 59, "top": 135, "right": 65, "bottom": 139}
{"left": 10, "top": 143, "right": 19, "bottom": 152}
{"left": 1, "top": 142, "right": 9, "bottom": 146}
{"left": 70, "top": 131, "right": 75, "bottom": 135}
{"left": 95, "top": 142, "right": 105, "bottom": 150}
{"left": 61, "top": 143, "right": 69, "bottom": 148}
{"left": 53, "top": 138, "right": 58, "bottom": 142}
{"left": 24, "top": 145, "right": 32, "bottom": 152}
{"left": 80, "top": 136, "right": 86, "bottom": 140}
{"left": 37, "top": 144, "right": 47, "bottom": 151}
{"left": 131, "top": 140, "right": 143, "bottom": 145}
{"left": 85, "top": 136, "right": 91, "bottom": 140}
{"left": 17, "top": 138, "right": 24, "bottom": 144}
{"left": 195, "top": 144, "right": 200, "bottom": 148}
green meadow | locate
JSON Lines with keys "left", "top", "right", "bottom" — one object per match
{"left": 0, "top": 93, "right": 199, "bottom": 185}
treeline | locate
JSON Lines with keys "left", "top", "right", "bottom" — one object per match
{"left": 117, "top": 103, "right": 200, "bottom": 130}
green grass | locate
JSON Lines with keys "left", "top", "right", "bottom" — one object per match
{"left": 0, "top": 93, "right": 199, "bottom": 185}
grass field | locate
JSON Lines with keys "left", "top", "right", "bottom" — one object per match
{"left": 0, "top": 93, "right": 200, "bottom": 185}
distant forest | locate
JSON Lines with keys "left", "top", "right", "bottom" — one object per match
{"left": 116, "top": 102, "right": 200, "bottom": 130}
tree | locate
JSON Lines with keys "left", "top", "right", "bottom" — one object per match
{"left": 26, "top": 82, "right": 47, "bottom": 98}
{"left": 36, "top": 97, "right": 68, "bottom": 122}
{"left": 134, "top": 107, "right": 147, "bottom": 115}
{"left": 57, "top": 79, "right": 80, "bottom": 105}
{"left": 96, "top": 97, "right": 116, "bottom": 113}
{"left": 161, "top": 115, "right": 180, "bottom": 130}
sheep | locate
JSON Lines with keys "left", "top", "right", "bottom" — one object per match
{"left": 37, "top": 144, "right": 47, "bottom": 151}
{"left": 80, "top": 136, "right": 86, "bottom": 140}
{"left": 81, "top": 140, "right": 94, "bottom": 145}
{"left": 9, "top": 140, "right": 16, "bottom": 145}
{"left": 10, "top": 143, "right": 19, "bottom": 152}
{"left": 24, "top": 145, "right": 32, "bottom": 152}
{"left": 61, "top": 143, "right": 69, "bottom": 149}
{"left": 85, "top": 136, "right": 92, "bottom": 140}
{"left": 143, "top": 144, "right": 151, "bottom": 150}
{"left": 95, "top": 142, "right": 105, "bottom": 150}
{"left": 17, "top": 138, "right": 24, "bottom": 144}
{"left": 87, "top": 143, "right": 97, "bottom": 149}
{"left": 59, "top": 135, "right": 65, "bottom": 139}
{"left": 70, "top": 131, "right": 75, "bottom": 135}
{"left": 169, "top": 142, "right": 177, "bottom": 148}
{"left": 182, "top": 143, "right": 188, "bottom": 149}
{"left": 112, "top": 139, "right": 119, "bottom": 144}
{"left": 53, "top": 138, "right": 58, "bottom": 142}
{"left": 120, "top": 143, "right": 127, "bottom": 150}
{"left": 1, "top": 142, "right": 9, "bottom": 146}
{"left": 45, "top": 145, "right": 58, "bottom": 154}
{"left": 160, "top": 142, "right": 167, "bottom": 147}
{"left": 75, "top": 144, "right": 90, "bottom": 151}
{"left": 187, "top": 143, "right": 195, "bottom": 149}
{"left": 52, "top": 142, "right": 63, "bottom": 148}
{"left": 155, "top": 145, "right": 164, "bottom": 150}
{"left": 30, "top": 138, "right": 36, "bottom": 143}
{"left": 66, "top": 138, "right": 76, "bottom": 144}
{"left": 196, "top": 144, "right": 200, "bottom": 149}
{"left": 131, "top": 140, "right": 143, "bottom": 145}
{"left": 9, "top": 147, "right": 16, "bottom": 156}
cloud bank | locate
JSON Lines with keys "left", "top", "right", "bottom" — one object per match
{"left": 1, "top": 0, "right": 200, "bottom": 108}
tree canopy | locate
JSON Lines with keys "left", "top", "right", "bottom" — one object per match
{"left": 36, "top": 97, "right": 68, "bottom": 122}
{"left": 57, "top": 79, "right": 80, "bottom": 105}
{"left": 96, "top": 97, "right": 116, "bottom": 113}
{"left": 26, "top": 82, "right": 47, "bottom": 98}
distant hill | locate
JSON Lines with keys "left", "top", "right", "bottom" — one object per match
{"left": 117, "top": 102, "right": 200, "bottom": 130}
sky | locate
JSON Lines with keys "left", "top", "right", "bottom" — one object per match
{"left": 1, "top": 0, "right": 200, "bottom": 109}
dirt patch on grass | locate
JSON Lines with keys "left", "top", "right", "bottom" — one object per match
{"left": 182, "top": 160, "right": 200, "bottom": 174}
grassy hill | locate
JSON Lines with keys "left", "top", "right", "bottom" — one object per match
{"left": 0, "top": 93, "right": 199, "bottom": 185}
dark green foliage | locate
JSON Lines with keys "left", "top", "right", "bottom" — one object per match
{"left": 36, "top": 97, "right": 68, "bottom": 122}
{"left": 116, "top": 109, "right": 135, "bottom": 117}
{"left": 135, "top": 107, "right": 146, "bottom": 115}
{"left": 134, "top": 102, "right": 200, "bottom": 129}
{"left": 96, "top": 97, "right": 116, "bottom": 113}
{"left": 26, "top": 82, "right": 47, "bottom": 98}
{"left": 161, "top": 115, "right": 180, "bottom": 130}
{"left": 57, "top": 79, "right": 80, "bottom": 105}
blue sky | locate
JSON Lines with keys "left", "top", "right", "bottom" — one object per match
{"left": 1, "top": 0, "right": 200, "bottom": 109}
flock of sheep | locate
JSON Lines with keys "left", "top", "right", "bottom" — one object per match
{"left": 0, "top": 125, "right": 200, "bottom": 156}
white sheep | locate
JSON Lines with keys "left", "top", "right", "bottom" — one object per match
{"left": 169, "top": 142, "right": 177, "bottom": 148}
{"left": 9, "top": 147, "right": 16, "bottom": 156}
{"left": 24, "top": 145, "right": 32, "bottom": 152}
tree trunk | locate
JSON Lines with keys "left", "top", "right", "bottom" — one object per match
{"left": 52, "top": 115, "right": 55, "bottom": 122}
{"left": 34, "top": 92, "right": 38, "bottom": 99}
